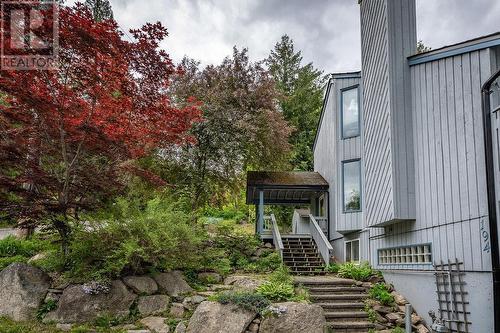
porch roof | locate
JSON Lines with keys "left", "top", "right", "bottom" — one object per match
{"left": 246, "top": 171, "right": 329, "bottom": 205}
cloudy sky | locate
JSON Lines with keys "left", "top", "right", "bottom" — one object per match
{"left": 74, "top": 0, "right": 500, "bottom": 73}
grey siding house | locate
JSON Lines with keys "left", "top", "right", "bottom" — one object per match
{"left": 313, "top": 0, "right": 500, "bottom": 331}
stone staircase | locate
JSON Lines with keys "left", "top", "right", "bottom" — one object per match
{"left": 296, "top": 277, "right": 377, "bottom": 333}
{"left": 282, "top": 236, "right": 324, "bottom": 275}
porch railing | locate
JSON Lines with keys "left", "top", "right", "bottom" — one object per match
{"left": 270, "top": 214, "right": 284, "bottom": 259}
{"left": 314, "top": 216, "right": 328, "bottom": 234}
{"left": 309, "top": 214, "right": 333, "bottom": 265}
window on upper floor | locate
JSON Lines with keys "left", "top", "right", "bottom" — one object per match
{"left": 341, "top": 86, "right": 360, "bottom": 139}
{"left": 342, "top": 159, "right": 361, "bottom": 212}
{"left": 345, "top": 239, "right": 360, "bottom": 263}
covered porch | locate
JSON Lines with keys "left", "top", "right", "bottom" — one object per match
{"left": 246, "top": 171, "right": 333, "bottom": 266}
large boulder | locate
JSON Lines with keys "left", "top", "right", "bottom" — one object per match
{"left": 44, "top": 280, "right": 136, "bottom": 323}
{"left": 223, "top": 275, "right": 264, "bottom": 292}
{"left": 153, "top": 271, "right": 193, "bottom": 297}
{"left": 259, "top": 302, "right": 326, "bottom": 333}
{"left": 186, "top": 301, "right": 256, "bottom": 333}
{"left": 140, "top": 316, "right": 169, "bottom": 333}
{"left": 123, "top": 276, "right": 158, "bottom": 295}
{"left": 0, "top": 263, "right": 51, "bottom": 321}
{"left": 137, "top": 295, "right": 170, "bottom": 316}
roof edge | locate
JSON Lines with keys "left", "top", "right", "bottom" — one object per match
{"left": 409, "top": 31, "right": 500, "bottom": 66}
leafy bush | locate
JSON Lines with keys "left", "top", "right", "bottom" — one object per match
{"left": 0, "top": 255, "right": 28, "bottom": 270}
{"left": 369, "top": 283, "right": 394, "bottom": 305}
{"left": 214, "top": 292, "right": 271, "bottom": 313}
{"left": 61, "top": 196, "right": 205, "bottom": 282}
{"left": 338, "top": 262, "right": 373, "bottom": 281}
{"left": 36, "top": 300, "right": 58, "bottom": 321}
{"left": 268, "top": 265, "right": 293, "bottom": 284}
{"left": 0, "top": 236, "right": 52, "bottom": 270}
{"left": 256, "top": 281, "right": 294, "bottom": 301}
{"left": 255, "top": 265, "right": 308, "bottom": 302}
{"left": 364, "top": 303, "right": 378, "bottom": 323}
{"left": 392, "top": 327, "right": 405, "bottom": 333}
{"left": 324, "top": 263, "right": 340, "bottom": 273}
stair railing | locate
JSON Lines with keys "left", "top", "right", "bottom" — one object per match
{"left": 270, "top": 214, "right": 284, "bottom": 259}
{"left": 309, "top": 214, "right": 333, "bottom": 265}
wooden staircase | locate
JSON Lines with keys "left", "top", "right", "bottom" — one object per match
{"left": 282, "top": 236, "right": 324, "bottom": 275}
{"left": 296, "top": 277, "right": 376, "bottom": 333}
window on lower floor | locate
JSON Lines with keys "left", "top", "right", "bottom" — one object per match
{"left": 378, "top": 244, "right": 432, "bottom": 265}
{"left": 345, "top": 239, "right": 360, "bottom": 263}
{"left": 342, "top": 160, "right": 361, "bottom": 212}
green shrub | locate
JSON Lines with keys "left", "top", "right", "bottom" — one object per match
{"left": 338, "top": 262, "right": 373, "bottom": 281}
{"left": 0, "top": 255, "right": 28, "bottom": 270}
{"left": 254, "top": 251, "right": 282, "bottom": 272}
{"left": 369, "top": 283, "right": 395, "bottom": 305}
{"left": 0, "top": 236, "right": 52, "bottom": 270}
{"left": 36, "top": 300, "right": 57, "bottom": 321}
{"left": 324, "top": 263, "right": 340, "bottom": 273}
{"left": 63, "top": 196, "right": 205, "bottom": 282}
{"left": 214, "top": 292, "right": 271, "bottom": 313}
{"left": 268, "top": 265, "right": 293, "bottom": 284}
{"left": 364, "top": 303, "right": 378, "bottom": 323}
{"left": 256, "top": 281, "right": 294, "bottom": 301}
{"left": 392, "top": 327, "right": 405, "bottom": 333}
{"left": 0, "top": 236, "right": 50, "bottom": 258}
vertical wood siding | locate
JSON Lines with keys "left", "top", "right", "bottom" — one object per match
{"left": 361, "top": 0, "right": 416, "bottom": 227}
{"left": 370, "top": 49, "right": 496, "bottom": 272}
{"left": 314, "top": 75, "right": 363, "bottom": 234}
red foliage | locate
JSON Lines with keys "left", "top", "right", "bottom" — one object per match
{"left": 0, "top": 3, "right": 200, "bottom": 220}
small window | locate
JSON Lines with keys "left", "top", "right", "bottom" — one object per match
{"left": 345, "top": 239, "right": 360, "bottom": 263}
{"left": 378, "top": 244, "right": 432, "bottom": 265}
{"left": 318, "top": 195, "right": 325, "bottom": 217}
{"left": 341, "top": 86, "right": 360, "bottom": 139}
{"left": 342, "top": 160, "right": 361, "bottom": 212}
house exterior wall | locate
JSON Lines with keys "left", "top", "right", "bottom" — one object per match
{"left": 313, "top": 1, "right": 500, "bottom": 331}
{"left": 360, "top": 0, "right": 416, "bottom": 227}
{"left": 314, "top": 74, "right": 364, "bottom": 236}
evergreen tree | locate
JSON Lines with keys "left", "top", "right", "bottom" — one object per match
{"left": 266, "top": 35, "right": 326, "bottom": 171}
{"left": 84, "top": 0, "right": 114, "bottom": 22}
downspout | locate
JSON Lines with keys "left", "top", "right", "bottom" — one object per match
{"left": 481, "top": 68, "right": 500, "bottom": 333}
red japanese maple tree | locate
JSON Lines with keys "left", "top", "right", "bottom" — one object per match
{"left": 0, "top": 3, "right": 200, "bottom": 246}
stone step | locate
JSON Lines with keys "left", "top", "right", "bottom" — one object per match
{"left": 314, "top": 302, "right": 365, "bottom": 310}
{"left": 327, "top": 320, "right": 375, "bottom": 331}
{"left": 311, "top": 294, "right": 368, "bottom": 301}
{"left": 324, "top": 311, "right": 368, "bottom": 319}
{"left": 297, "top": 279, "right": 357, "bottom": 286}
{"left": 307, "top": 286, "right": 366, "bottom": 293}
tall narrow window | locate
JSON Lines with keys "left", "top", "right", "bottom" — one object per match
{"left": 342, "top": 160, "right": 361, "bottom": 212}
{"left": 341, "top": 86, "right": 360, "bottom": 139}
{"left": 345, "top": 239, "right": 360, "bottom": 263}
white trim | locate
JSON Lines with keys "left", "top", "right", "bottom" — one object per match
{"left": 344, "top": 238, "right": 360, "bottom": 263}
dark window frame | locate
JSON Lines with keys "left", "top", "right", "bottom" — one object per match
{"left": 340, "top": 85, "right": 361, "bottom": 140}
{"left": 342, "top": 158, "right": 362, "bottom": 213}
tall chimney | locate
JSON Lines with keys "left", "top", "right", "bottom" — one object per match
{"left": 360, "top": 0, "right": 417, "bottom": 226}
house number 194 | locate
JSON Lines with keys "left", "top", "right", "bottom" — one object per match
{"left": 480, "top": 219, "right": 491, "bottom": 253}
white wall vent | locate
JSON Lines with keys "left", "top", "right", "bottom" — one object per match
{"left": 378, "top": 244, "right": 432, "bottom": 264}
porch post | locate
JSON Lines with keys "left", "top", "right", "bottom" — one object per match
{"left": 326, "top": 191, "right": 331, "bottom": 240}
{"left": 258, "top": 190, "right": 264, "bottom": 234}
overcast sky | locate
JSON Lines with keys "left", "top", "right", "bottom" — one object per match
{"left": 73, "top": 0, "right": 500, "bottom": 73}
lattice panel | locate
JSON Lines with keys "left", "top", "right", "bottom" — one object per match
{"left": 434, "top": 259, "right": 471, "bottom": 333}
